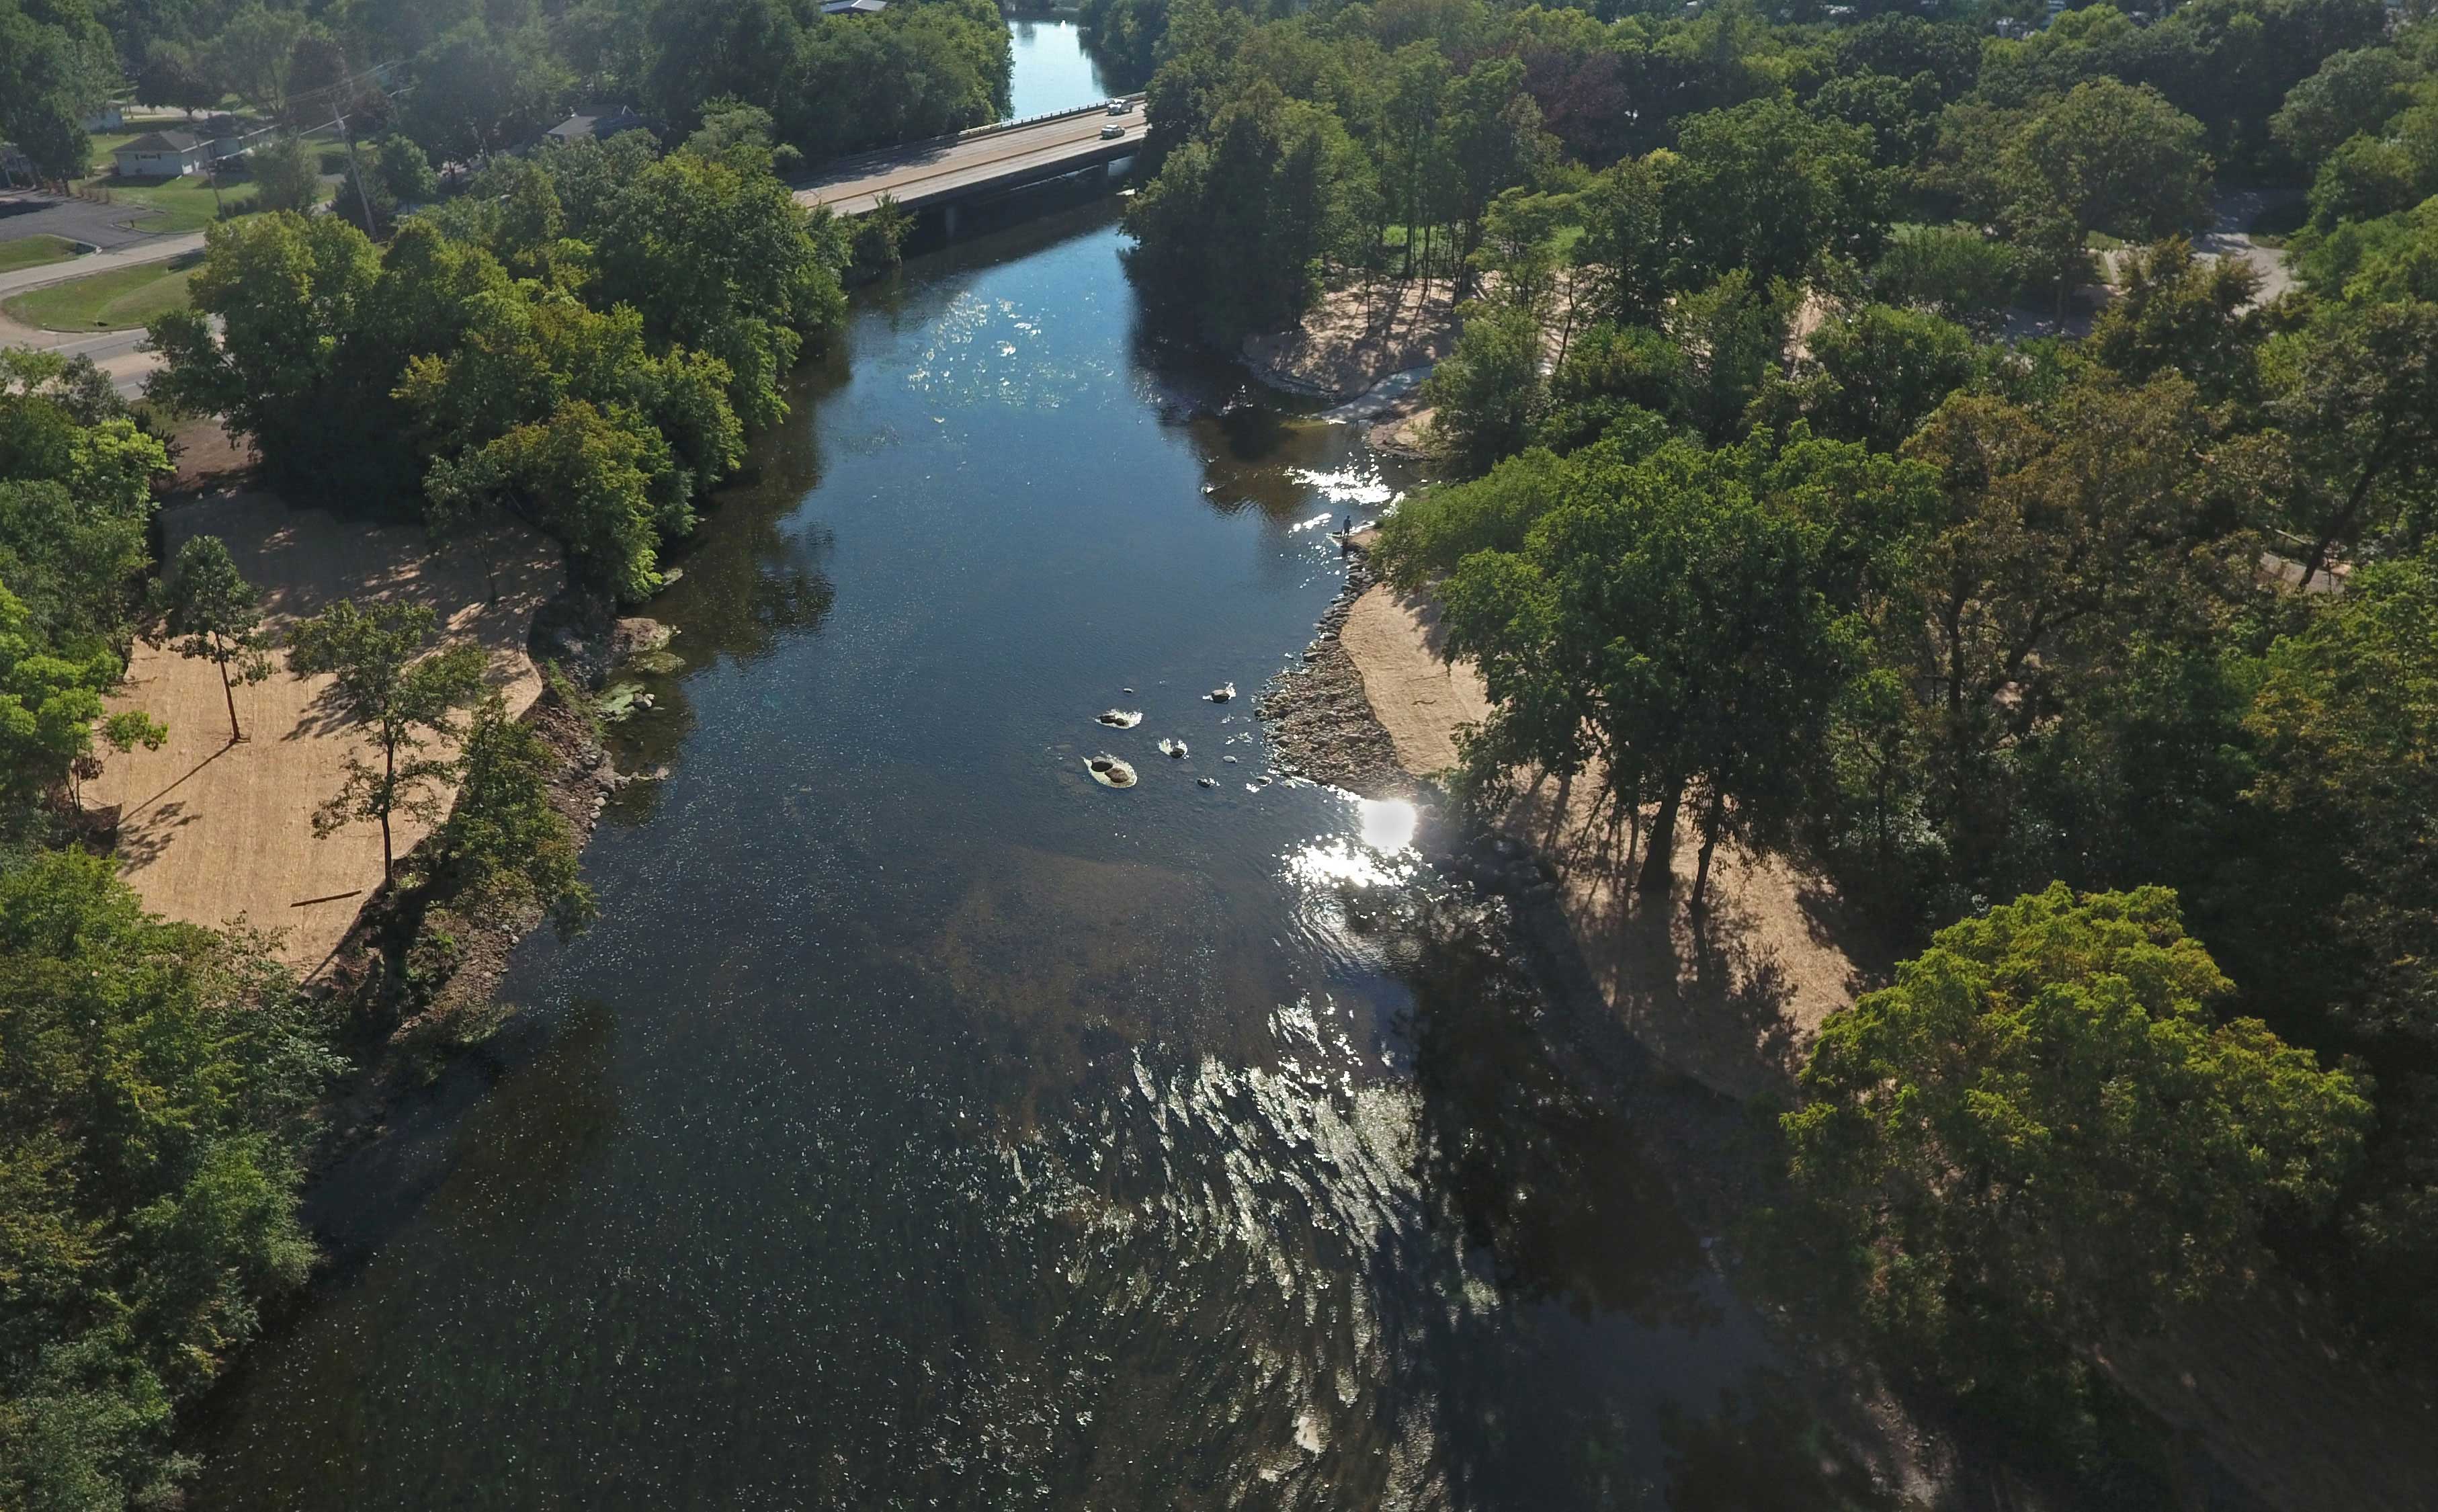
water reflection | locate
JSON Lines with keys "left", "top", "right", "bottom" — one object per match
{"left": 188, "top": 192, "right": 1833, "bottom": 1511}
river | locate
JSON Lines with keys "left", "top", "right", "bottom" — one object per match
{"left": 187, "top": 28, "right": 1846, "bottom": 1510}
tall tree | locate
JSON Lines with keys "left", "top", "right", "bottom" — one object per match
{"left": 1783, "top": 883, "right": 2369, "bottom": 1410}
{"left": 284, "top": 599, "right": 487, "bottom": 881}
{"left": 155, "top": 534, "right": 272, "bottom": 744}
{"left": 208, "top": 3, "right": 308, "bottom": 120}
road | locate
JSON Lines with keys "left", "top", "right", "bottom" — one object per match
{"left": 794, "top": 99, "right": 1143, "bottom": 217}
{"left": 0, "top": 226, "right": 207, "bottom": 300}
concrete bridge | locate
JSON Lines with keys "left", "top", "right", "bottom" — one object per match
{"left": 793, "top": 95, "right": 1146, "bottom": 225}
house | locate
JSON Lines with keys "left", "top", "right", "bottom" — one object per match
{"left": 542, "top": 106, "right": 650, "bottom": 147}
{"left": 114, "top": 130, "right": 208, "bottom": 177}
{"left": 822, "top": 1, "right": 889, "bottom": 15}
{"left": 198, "top": 115, "right": 258, "bottom": 161}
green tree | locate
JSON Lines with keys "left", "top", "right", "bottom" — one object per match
{"left": 2087, "top": 237, "right": 2263, "bottom": 403}
{"left": 247, "top": 133, "right": 321, "bottom": 215}
{"left": 136, "top": 40, "right": 220, "bottom": 117}
{"left": 1434, "top": 438, "right": 1872, "bottom": 900}
{"left": 2262, "top": 296, "right": 2438, "bottom": 584}
{"left": 433, "top": 695, "right": 595, "bottom": 937}
{"left": 208, "top": 3, "right": 308, "bottom": 120}
{"left": 0, "top": 0, "right": 114, "bottom": 183}
{"left": 1573, "top": 154, "right": 1668, "bottom": 328}
{"left": 1423, "top": 302, "right": 1546, "bottom": 475}
{"left": 1870, "top": 224, "right": 2019, "bottom": 327}
{"left": 284, "top": 600, "right": 487, "bottom": 880}
{"left": 1783, "top": 883, "right": 2369, "bottom": 1406}
{"left": 2244, "top": 548, "right": 2438, "bottom": 1049}
{"left": 1658, "top": 97, "right": 1886, "bottom": 289}
{"left": 1875, "top": 376, "right": 2218, "bottom": 894}
{"left": 1124, "top": 80, "right": 1372, "bottom": 343}
{"left": 401, "top": 20, "right": 572, "bottom": 167}
{"left": 0, "top": 580, "right": 165, "bottom": 815}
{"left": 146, "top": 212, "right": 389, "bottom": 503}
{"left": 1770, "top": 303, "right": 1981, "bottom": 453}
{"left": 2271, "top": 45, "right": 2423, "bottom": 169}
{"left": 0, "top": 849, "right": 335, "bottom": 1512}
{"left": 1992, "top": 81, "right": 2216, "bottom": 300}
{"left": 155, "top": 534, "right": 272, "bottom": 744}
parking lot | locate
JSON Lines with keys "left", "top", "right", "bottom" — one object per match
{"left": 0, "top": 190, "right": 169, "bottom": 251}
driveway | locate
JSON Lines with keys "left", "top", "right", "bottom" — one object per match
{"left": 2200, "top": 187, "right": 2303, "bottom": 307}
{"left": 0, "top": 190, "right": 172, "bottom": 251}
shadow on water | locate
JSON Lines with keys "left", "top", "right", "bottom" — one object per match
{"left": 179, "top": 132, "right": 1886, "bottom": 1509}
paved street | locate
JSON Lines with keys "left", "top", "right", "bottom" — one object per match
{"left": 795, "top": 99, "right": 1144, "bottom": 216}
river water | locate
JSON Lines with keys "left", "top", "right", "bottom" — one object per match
{"left": 187, "top": 30, "right": 1845, "bottom": 1511}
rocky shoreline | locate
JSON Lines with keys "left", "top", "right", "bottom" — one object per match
{"left": 1254, "top": 548, "right": 1418, "bottom": 801}
{"left": 303, "top": 590, "right": 655, "bottom": 1169}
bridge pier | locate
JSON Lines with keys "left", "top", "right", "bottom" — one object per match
{"left": 943, "top": 202, "right": 961, "bottom": 239}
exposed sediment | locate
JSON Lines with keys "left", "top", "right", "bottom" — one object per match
{"left": 1254, "top": 548, "right": 1416, "bottom": 801}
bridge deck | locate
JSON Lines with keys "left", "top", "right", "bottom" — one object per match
{"left": 793, "top": 97, "right": 1146, "bottom": 217}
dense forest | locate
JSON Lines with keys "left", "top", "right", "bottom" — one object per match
{"left": 1116, "top": 0, "right": 2438, "bottom": 1487}
{"left": 2, "top": 0, "right": 1012, "bottom": 184}
{"left": 0, "top": 5, "right": 984, "bottom": 1506}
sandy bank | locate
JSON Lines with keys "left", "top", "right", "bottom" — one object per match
{"left": 1241, "top": 278, "right": 1462, "bottom": 401}
{"left": 1269, "top": 539, "right": 1866, "bottom": 1099}
{"left": 84, "top": 490, "right": 564, "bottom": 972}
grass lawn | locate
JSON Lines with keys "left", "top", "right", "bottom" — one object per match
{"left": 84, "top": 131, "right": 144, "bottom": 173}
{"left": 74, "top": 174, "right": 257, "bottom": 234}
{"left": 0, "top": 235, "right": 83, "bottom": 275}
{"left": 1, "top": 257, "right": 197, "bottom": 331}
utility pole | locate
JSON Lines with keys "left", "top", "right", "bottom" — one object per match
{"left": 335, "top": 62, "right": 379, "bottom": 233}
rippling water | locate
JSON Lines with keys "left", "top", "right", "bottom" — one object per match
{"left": 187, "top": 139, "right": 1857, "bottom": 1510}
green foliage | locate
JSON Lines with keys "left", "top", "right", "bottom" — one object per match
{"left": 1870, "top": 224, "right": 2020, "bottom": 327}
{"left": 2274, "top": 46, "right": 2425, "bottom": 168}
{"left": 0, "top": 0, "right": 114, "bottom": 181}
{"left": 155, "top": 535, "right": 273, "bottom": 744}
{"left": 1767, "top": 303, "right": 1981, "bottom": 453}
{"left": 1124, "top": 79, "right": 1375, "bottom": 343}
{"left": 1988, "top": 81, "right": 2216, "bottom": 298}
{"left": 2087, "top": 238, "right": 2263, "bottom": 404}
{"left": 284, "top": 600, "right": 489, "bottom": 880}
{"left": 247, "top": 134, "right": 322, "bottom": 216}
{"left": 1429, "top": 433, "right": 1899, "bottom": 896}
{"left": 433, "top": 696, "right": 594, "bottom": 938}
{"left": 2243, "top": 550, "right": 2438, "bottom": 1051}
{"left": 1658, "top": 97, "right": 1886, "bottom": 290}
{"left": 1422, "top": 302, "right": 1546, "bottom": 475}
{"left": 1783, "top": 884, "right": 2368, "bottom": 1415}
{"left": 0, "top": 849, "right": 337, "bottom": 1511}
{"left": 153, "top": 125, "right": 839, "bottom": 597}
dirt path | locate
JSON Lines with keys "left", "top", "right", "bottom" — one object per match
{"left": 85, "top": 490, "right": 564, "bottom": 973}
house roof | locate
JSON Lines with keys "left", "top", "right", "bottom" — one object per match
{"left": 545, "top": 106, "right": 647, "bottom": 143}
{"left": 821, "top": 1, "right": 888, "bottom": 14}
{"left": 119, "top": 131, "right": 202, "bottom": 155}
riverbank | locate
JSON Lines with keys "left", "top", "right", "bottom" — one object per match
{"left": 1261, "top": 540, "right": 2438, "bottom": 1511}
{"left": 1263, "top": 535, "right": 1867, "bottom": 1100}
{"left": 1241, "top": 277, "right": 1461, "bottom": 401}
{"left": 87, "top": 489, "right": 566, "bottom": 972}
